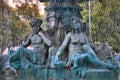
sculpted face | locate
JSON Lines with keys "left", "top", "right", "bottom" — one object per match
{"left": 73, "top": 22, "right": 81, "bottom": 33}
{"left": 30, "top": 18, "right": 42, "bottom": 34}
{"left": 48, "top": 17, "right": 56, "bottom": 29}
{"left": 32, "top": 26, "right": 40, "bottom": 34}
{"left": 72, "top": 17, "right": 83, "bottom": 33}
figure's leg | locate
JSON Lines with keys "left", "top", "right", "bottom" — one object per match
{"left": 9, "top": 50, "right": 20, "bottom": 62}
{"left": 9, "top": 47, "right": 28, "bottom": 61}
{"left": 9, "top": 46, "right": 36, "bottom": 68}
{"left": 82, "top": 45, "right": 119, "bottom": 70}
{"left": 71, "top": 57, "right": 79, "bottom": 69}
{"left": 70, "top": 54, "right": 87, "bottom": 69}
{"left": 10, "top": 62, "right": 21, "bottom": 69}
{"left": 86, "top": 54, "right": 119, "bottom": 70}
{"left": 76, "top": 66, "right": 86, "bottom": 80}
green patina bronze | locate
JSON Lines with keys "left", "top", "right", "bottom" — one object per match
{"left": 0, "top": 0, "right": 119, "bottom": 80}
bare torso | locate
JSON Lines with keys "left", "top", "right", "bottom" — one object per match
{"left": 30, "top": 34, "right": 46, "bottom": 53}
{"left": 69, "top": 32, "right": 89, "bottom": 57}
{"left": 57, "top": 32, "right": 89, "bottom": 58}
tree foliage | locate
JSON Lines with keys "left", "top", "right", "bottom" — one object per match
{"left": 16, "top": 3, "right": 41, "bottom": 18}
{"left": 0, "top": 1, "right": 34, "bottom": 52}
{"left": 1, "top": 0, "right": 120, "bottom": 53}
{"left": 81, "top": 0, "right": 120, "bottom": 51}
{"left": 0, "top": 1, "right": 42, "bottom": 53}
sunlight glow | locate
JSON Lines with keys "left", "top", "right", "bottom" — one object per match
{"left": 4, "top": 0, "right": 45, "bottom": 15}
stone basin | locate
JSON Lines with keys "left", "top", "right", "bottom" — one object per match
{"left": 10, "top": 68, "right": 118, "bottom": 80}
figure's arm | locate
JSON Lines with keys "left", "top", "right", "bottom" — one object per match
{"left": 56, "top": 32, "right": 71, "bottom": 56}
{"left": 22, "top": 35, "right": 31, "bottom": 47}
{"left": 39, "top": 32, "right": 52, "bottom": 47}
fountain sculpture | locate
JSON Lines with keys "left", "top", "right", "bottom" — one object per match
{"left": 0, "top": 0, "right": 119, "bottom": 80}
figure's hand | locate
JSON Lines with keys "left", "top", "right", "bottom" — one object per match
{"left": 38, "top": 31, "right": 43, "bottom": 36}
{"left": 54, "top": 55, "right": 67, "bottom": 68}
{"left": 81, "top": 46, "right": 86, "bottom": 53}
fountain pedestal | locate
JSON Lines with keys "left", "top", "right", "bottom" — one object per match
{"left": 13, "top": 68, "right": 118, "bottom": 80}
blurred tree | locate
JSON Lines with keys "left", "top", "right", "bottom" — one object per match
{"left": 80, "top": 0, "right": 120, "bottom": 51}
{"left": 1, "top": 0, "right": 119, "bottom": 53}
{"left": 16, "top": 3, "right": 41, "bottom": 19}
{"left": 0, "top": 1, "right": 32, "bottom": 53}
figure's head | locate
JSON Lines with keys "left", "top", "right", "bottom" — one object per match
{"left": 72, "top": 17, "right": 83, "bottom": 33}
{"left": 29, "top": 18, "right": 43, "bottom": 34}
{"left": 46, "top": 12, "right": 56, "bottom": 29}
